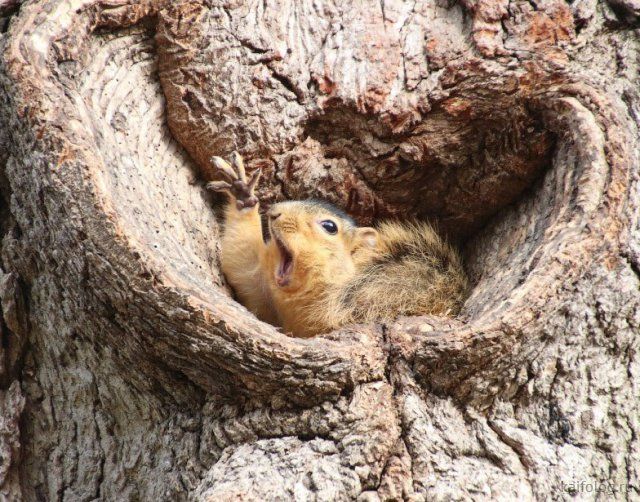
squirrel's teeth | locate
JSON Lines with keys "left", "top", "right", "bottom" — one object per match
{"left": 275, "top": 237, "right": 294, "bottom": 287}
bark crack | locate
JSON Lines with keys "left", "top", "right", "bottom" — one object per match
{"left": 621, "top": 251, "right": 640, "bottom": 281}
{"left": 267, "top": 67, "right": 305, "bottom": 105}
{"left": 486, "top": 419, "right": 532, "bottom": 472}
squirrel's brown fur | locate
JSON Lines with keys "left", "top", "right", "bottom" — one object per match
{"left": 208, "top": 153, "right": 469, "bottom": 338}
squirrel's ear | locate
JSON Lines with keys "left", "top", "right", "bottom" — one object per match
{"left": 354, "top": 227, "right": 378, "bottom": 250}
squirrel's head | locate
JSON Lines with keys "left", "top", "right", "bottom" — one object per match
{"left": 264, "top": 200, "right": 379, "bottom": 294}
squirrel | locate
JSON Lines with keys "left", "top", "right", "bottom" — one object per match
{"left": 207, "top": 152, "right": 469, "bottom": 338}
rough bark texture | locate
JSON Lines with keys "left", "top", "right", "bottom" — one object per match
{"left": 0, "top": 0, "right": 638, "bottom": 500}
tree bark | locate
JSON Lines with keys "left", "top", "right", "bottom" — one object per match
{"left": 0, "top": 0, "right": 638, "bottom": 500}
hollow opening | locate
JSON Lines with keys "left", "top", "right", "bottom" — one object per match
{"left": 244, "top": 87, "right": 561, "bottom": 328}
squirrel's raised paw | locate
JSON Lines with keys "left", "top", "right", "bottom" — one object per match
{"left": 207, "top": 151, "right": 261, "bottom": 210}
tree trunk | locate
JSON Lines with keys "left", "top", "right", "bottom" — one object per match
{"left": 0, "top": 0, "right": 638, "bottom": 499}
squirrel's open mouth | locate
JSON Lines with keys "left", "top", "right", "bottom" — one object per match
{"left": 274, "top": 236, "right": 294, "bottom": 287}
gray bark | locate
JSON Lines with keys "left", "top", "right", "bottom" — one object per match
{"left": 0, "top": 0, "right": 638, "bottom": 500}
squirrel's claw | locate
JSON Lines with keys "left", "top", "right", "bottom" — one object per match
{"left": 231, "top": 151, "right": 246, "bottom": 181}
{"left": 206, "top": 180, "right": 232, "bottom": 192}
{"left": 211, "top": 156, "right": 238, "bottom": 181}
{"left": 248, "top": 167, "right": 262, "bottom": 191}
{"left": 209, "top": 152, "right": 261, "bottom": 209}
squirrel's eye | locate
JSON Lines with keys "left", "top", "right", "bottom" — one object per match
{"left": 320, "top": 220, "right": 338, "bottom": 235}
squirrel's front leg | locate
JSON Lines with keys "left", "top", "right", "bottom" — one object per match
{"left": 207, "top": 152, "right": 276, "bottom": 324}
